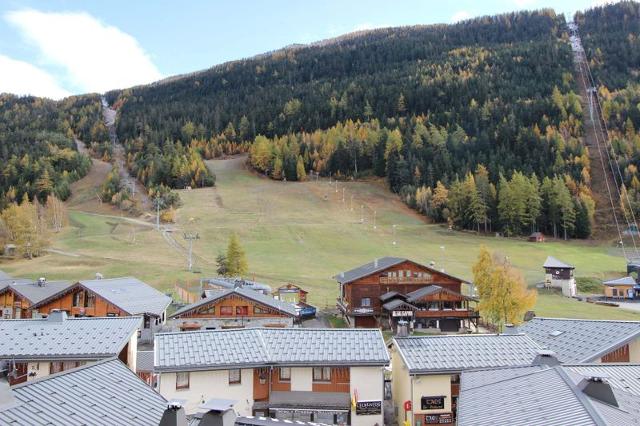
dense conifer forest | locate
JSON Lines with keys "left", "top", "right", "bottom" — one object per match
{"left": 0, "top": 94, "right": 107, "bottom": 209}
{"left": 577, "top": 2, "right": 640, "bottom": 221}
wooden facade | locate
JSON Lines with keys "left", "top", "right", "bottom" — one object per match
{"left": 602, "top": 344, "right": 631, "bottom": 362}
{"left": 251, "top": 366, "right": 351, "bottom": 402}
{"left": 35, "top": 285, "right": 129, "bottom": 317}
{"left": 337, "top": 259, "right": 471, "bottom": 329}
{"left": 273, "top": 283, "right": 308, "bottom": 304}
{"left": 172, "top": 293, "right": 293, "bottom": 321}
{"left": 0, "top": 287, "right": 30, "bottom": 319}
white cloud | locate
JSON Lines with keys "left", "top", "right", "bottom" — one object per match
{"left": 5, "top": 9, "right": 162, "bottom": 93}
{"left": 0, "top": 54, "right": 70, "bottom": 99}
{"left": 451, "top": 10, "right": 472, "bottom": 23}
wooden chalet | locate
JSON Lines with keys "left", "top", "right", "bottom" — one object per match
{"left": 335, "top": 257, "right": 477, "bottom": 331}
{"left": 0, "top": 278, "right": 72, "bottom": 319}
{"left": 169, "top": 286, "right": 298, "bottom": 329}
{"left": 28, "top": 277, "right": 171, "bottom": 342}
{"left": 273, "top": 283, "right": 308, "bottom": 304}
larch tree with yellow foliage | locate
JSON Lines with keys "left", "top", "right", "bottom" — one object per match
{"left": 472, "top": 246, "right": 537, "bottom": 332}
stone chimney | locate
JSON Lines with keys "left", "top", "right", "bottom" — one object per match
{"left": 578, "top": 375, "right": 618, "bottom": 407}
{"left": 532, "top": 350, "right": 560, "bottom": 367}
{"left": 196, "top": 399, "right": 238, "bottom": 426}
{"left": 396, "top": 320, "right": 409, "bottom": 337}
{"left": 159, "top": 400, "right": 188, "bottom": 426}
{"left": 47, "top": 310, "right": 67, "bottom": 322}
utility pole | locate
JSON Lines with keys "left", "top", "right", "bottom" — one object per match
{"left": 392, "top": 224, "right": 397, "bottom": 246}
{"left": 373, "top": 210, "right": 377, "bottom": 229}
{"left": 183, "top": 232, "right": 200, "bottom": 272}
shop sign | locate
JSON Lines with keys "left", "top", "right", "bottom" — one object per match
{"left": 421, "top": 396, "right": 445, "bottom": 410}
{"left": 392, "top": 310, "right": 414, "bottom": 317}
{"left": 424, "top": 413, "right": 453, "bottom": 424}
{"left": 355, "top": 400, "right": 382, "bottom": 415}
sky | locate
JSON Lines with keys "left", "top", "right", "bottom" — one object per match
{"left": 0, "top": 0, "right": 616, "bottom": 99}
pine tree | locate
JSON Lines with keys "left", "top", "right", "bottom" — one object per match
{"left": 226, "top": 233, "right": 248, "bottom": 277}
{"left": 296, "top": 156, "right": 307, "bottom": 181}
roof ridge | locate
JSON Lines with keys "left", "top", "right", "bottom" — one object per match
{"left": 532, "top": 317, "right": 640, "bottom": 323}
{"left": 394, "top": 333, "right": 524, "bottom": 339}
{"left": 555, "top": 366, "right": 609, "bottom": 426}
{"left": 462, "top": 365, "right": 551, "bottom": 391}
{"left": 0, "top": 315, "right": 142, "bottom": 322}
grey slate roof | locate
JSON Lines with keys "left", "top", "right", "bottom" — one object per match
{"left": 77, "top": 277, "right": 171, "bottom": 317}
{"left": 564, "top": 364, "right": 640, "bottom": 397}
{"left": 171, "top": 286, "right": 297, "bottom": 318}
{"left": 460, "top": 364, "right": 547, "bottom": 391}
{"left": 459, "top": 365, "right": 640, "bottom": 426}
{"left": 155, "top": 328, "right": 389, "bottom": 371}
{"left": 0, "top": 279, "right": 73, "bottom": 304}
{"left": 335, "top": 256, "right": 406, "bottom": 284}
{"left": 514, "top": 317, "right": 640, "bottom": 363}
{"left": 603, "top": 276, "right": 637, "bottom": 286}
{"left": 382, "top": 299, "right": 417, "bottom": 311}
{"left": 405, "top": 285, "right": 476, "bottom": 302}
{"left": 543, "top": 256, "right": 574, "bottom": 269}
{"left": 0, "top": 358, "right": 167, "bottom": 426}
{"left": 334, "top": 256, "right": 470, "bottom": 284}
{"left": 136, "top": 350, "right": 154, "bottom": 372}
{"left": 0, "top": 315, "right": 142, "bottom": 360}
{"left": 393, "top": 334, "right": 541, "bottom": 373}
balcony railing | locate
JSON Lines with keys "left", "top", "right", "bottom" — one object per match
{"left": 379, "top": 276, "right": 433, "bottom": 284}
{"left": 336, "top": 299, "right": 375, "bottom": 316}
{"left": 414, "top": 309, "right": 478, "bottom": 318}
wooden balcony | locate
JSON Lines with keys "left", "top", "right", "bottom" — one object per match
{"left": 336, "top": 299, "right": 376, "bottom": 316}
{"left": 379, "top": 276, "right": 432, "bottom": 284}
{"left": 414, "top": 309, "right": 478, "bottom": 319}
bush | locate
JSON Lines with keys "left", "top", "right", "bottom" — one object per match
{"left": 576, "top": 276, "right": 604, "bottom": 294}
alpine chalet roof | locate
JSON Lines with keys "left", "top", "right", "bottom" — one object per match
{"left": 543, "top": 256, "right": 574, "bottom": 269}
{"left": 405, "top": 285, "right": 476, "bottom": 302}
{"left": 0, "top": 358, "right": 166, "bottom": 426}
{"left": 155, "top": 328, "right": 389, "bottom": 371}
{"left": 514, "top": 317, "right": 640, "bottom": 363}
{"left": 77, "top": 277, "right": 171, "bottom": 317}
{"left": 0, "top": 279, "right": 73, "bottom": 305}
{"left": 458, "top": 365, "right": 640, "bottom": 426}
{"left": 603, "top": 276, "right": 637, "bottom": 286}
{"left": 171, "top": 286, "right": 297, "bottom": 318}
{"left": 136, "top": 350, "right": 154, "bottom": 372}
{"left": 334, "top": 256, "right": 469, "bottom": 284}
{"left": 0, "top": 314, "right": 141, "bottom": 360}
{"left": 393, "top": 334, "right": 541, "bottom": 373}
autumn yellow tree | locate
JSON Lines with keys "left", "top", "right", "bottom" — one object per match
{"left": 226, "top": 233, "right": 248, "bottom": 276}
{"left": 472, "top": 246, "right": 537, "bottom": 331}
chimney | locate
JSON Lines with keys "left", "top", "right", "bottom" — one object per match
{"left": 197, "top": 399, "right": 238, "bottom": 426}
{"left": 502, "top": 323, "right": 516, "bottom": 335}
{"left": 37, "top": 277, "right": 46, "bottom": 287}
{"left": 532, "top": 350, "right": 560, "bottom": 367}
{"left": 396, "top": 320, "right": 409, "bottom": 337}
{"left": 95, "top": 272, "right": 103, "bottom": 280}
{"left": 47, "top": 310, "right": 67, "bottom": 322}
{"left": 578, "top": 375, "right": 618, "bottom": 407}
{"left": 159, "top": 400, "right": 188, "bottom": 426}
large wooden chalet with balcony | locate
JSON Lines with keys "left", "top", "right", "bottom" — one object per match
{"left": 335, "top": 257, "right": 478, "bottom": 331}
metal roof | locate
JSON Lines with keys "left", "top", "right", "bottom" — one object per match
{"left": 460, "top": 364, "right": 546, "bottom": 391}
{"left": 203, "top": 277, "right": 272, "bottom": 293}
{"left": 155, "top": 328, "right": 389, "bottom": 371}
{"left": 0, "top": 358, "right": 167, "bottom": 426}
{"left": 543, "top": 256, "right": 574, "bottom": 269}
{"left": 392, "top": 334, "right": 541, "bottom": 373}
{"left": 334, "top": 256, "right": 470, "bottom": 284}
{"left": 603, "top": 276, "right": 636, "bottom": 286}
{"left": 382, "top": 299, "right": 417, "bottom": 311}
{"left": 0, "top": 279, "right": 73, "bottom": 305}
{"left": 564, "top": 364, "right": 640, "bottom": 397}
{"left": 405, "top": 285, "right": 476, "bottom": 302}
{"left": 171, "top": 287, "right": 297, "bottom": 318}
{"left": 514, "top": 317, "right": 640, "bottom": 363}
{"left": 0, "top": 315, "right": 142, "bottom": 360}
{"left": 379, "top": 291, "right": 400, "bottom": 302}
{"left": 136, "top": 350, "right": 154, "bottom": 372}
{"left": 77, "top": 277, "right": 172, "bottom": 317}
{"left": 458, "top": 365, "right": 640, "bottom": 426}
{"left": 0, "top": 270, "right": 11, "bottom": 280}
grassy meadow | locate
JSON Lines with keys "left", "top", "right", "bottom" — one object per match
{"left": 2, "top": 156, "right": 638, "bottom": 320}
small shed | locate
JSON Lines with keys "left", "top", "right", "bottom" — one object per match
{"left": 603, "top": 276, "right": 638, "bottom": 299}
{"left": 528, "top": 232, "right": 545, "bottom": 243}
{"left": 543, "top": 256, "right": 576, "bottom": 297}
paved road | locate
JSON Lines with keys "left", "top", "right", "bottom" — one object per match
{"left": 617, "top": 301, "right": 640, "bottom": 312}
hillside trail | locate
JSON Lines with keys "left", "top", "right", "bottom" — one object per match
{"left": 101, "top": 98, "right": 152, "bottom": 212}
{"left": 569, "top": 23, "right": 628, "bottom": 243}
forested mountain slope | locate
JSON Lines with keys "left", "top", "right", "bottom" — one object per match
{"left": 106, "top": 9, "right": 594, "bottom": 237}
{"left": 576, "top": 1, "right": 640, "bottom": 222}
{"left": 0, "top": 94, "right": 108, "bottom": 208}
